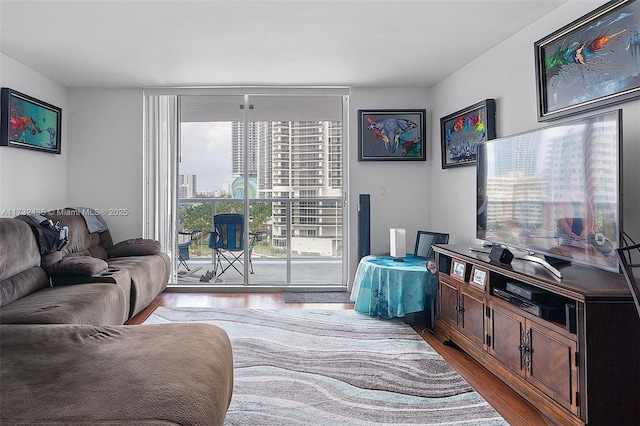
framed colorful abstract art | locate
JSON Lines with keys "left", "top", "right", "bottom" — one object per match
{"left": 535, "top": 0, "right": 640, "bottom": 121}
{"left": 0, "top": 88, "right": 62, "bottom": 154}
{"left": 440, "top": 99, "right": 496, "bottom": 169}
{"left": 358, "top": 109, "right": 426, "bottom": 161}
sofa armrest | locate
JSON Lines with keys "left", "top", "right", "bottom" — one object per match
{"left": 46, "top": 256, "right": 109, "bottom": 277}
{"left": 108, "top": 238, "right": 161, "bottom": 258}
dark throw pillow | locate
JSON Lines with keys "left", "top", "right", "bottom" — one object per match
{"left": 108, "top": 238, "right": 161, "bottom": 258}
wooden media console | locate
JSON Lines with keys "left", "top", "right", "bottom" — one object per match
{"left": 433, "top": 244, "right": 640, "bottom": 425}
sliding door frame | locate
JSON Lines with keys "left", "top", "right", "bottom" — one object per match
{"left": 145, "top": 87, "right": 351, "bottom": 290}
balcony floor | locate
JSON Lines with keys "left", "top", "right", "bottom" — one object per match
{"left": 175, "top": 256, "right": 343, "bottom": 287}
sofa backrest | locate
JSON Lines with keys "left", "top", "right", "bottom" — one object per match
{"left": 45, "top": 208, "right": 111, "bottom": 260}
{"left": 0, "top": 218, "right": 49, "bottom": 307}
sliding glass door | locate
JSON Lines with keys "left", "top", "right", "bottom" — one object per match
{"left": 175, "top": 92, "right": 346, "bottom": 288}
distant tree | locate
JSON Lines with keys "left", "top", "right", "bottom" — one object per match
{"left": 216, "top": 201, "right": 243, "bottom": 215}
{"left": 179, "top": 200, "right": 272, "bottom": 241}
{"left": 179, "top": 203, "right": 212, "bottom": 234}
{"left": 249, "top": 202, "right": 272, "bottom": 233}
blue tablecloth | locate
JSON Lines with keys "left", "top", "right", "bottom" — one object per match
{"left": 350, "top": 254, "right": 436, "bottom": 319}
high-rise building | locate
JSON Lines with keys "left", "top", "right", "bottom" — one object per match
{"left": 178, "top": 174, "right": 197, "bottom": 199}
{"left": 231, "top": 120, "right": 342, "bottom": 256}
{"left": 230, "top": 121, "right": 260, "bottom": 178}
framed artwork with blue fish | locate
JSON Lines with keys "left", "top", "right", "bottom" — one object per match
{"left": 440, "top": 99, "right": 496, "bottom": 169}
{"left": 535, "top": 0, "right": 640, "bottom": 121}
{"left": 0, "top": 88, "right": 62, "bottom": 154}
{"left": 358, "top": 109, "right": 426, "bottom": 161}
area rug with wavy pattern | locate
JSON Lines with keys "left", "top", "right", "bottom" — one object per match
{"left": 144, "top": 307, "right": 506, "bottom": 425}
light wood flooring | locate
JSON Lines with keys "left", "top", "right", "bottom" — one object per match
{"left": 129, "top": 292, "right": 551, "bottom": 426}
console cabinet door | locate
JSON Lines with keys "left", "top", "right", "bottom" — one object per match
{"left": 439, "top": 278, "right": 459, "bottom": 327}
{"left": 489, "top": 303, "right": 579, "bottom": 415}
{"left": 489, "top": 302, "right": 525, "bottom": 377}
{"left": 527, "top": 321, "right": 579, "bottom": 415}
{"left": 460, "top": 289, "right": 485, "bottom": 348}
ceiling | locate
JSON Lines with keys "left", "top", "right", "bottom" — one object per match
{"left": 0, "top": 0, "right": 568, "bottom": 89}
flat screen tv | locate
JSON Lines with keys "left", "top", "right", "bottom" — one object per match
{"left": 477, "top": 109, "right": 622, "bottom": 273}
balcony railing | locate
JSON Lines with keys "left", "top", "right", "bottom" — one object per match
{"left": 176, "top": 196, "right": 343, "bottom": 286}
{"left": 178, "top": 196, "right": 342, "bottom": 257}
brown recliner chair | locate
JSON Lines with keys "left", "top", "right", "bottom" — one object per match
{"left": 43, "top": 208, "right": 170, "bottom": 320}
{"left": 0, "top": 217, "right": 127, "bottom": 325}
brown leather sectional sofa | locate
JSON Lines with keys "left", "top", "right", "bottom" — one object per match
{"left": 0, "top": 212, "right": 234, "bottom": 425}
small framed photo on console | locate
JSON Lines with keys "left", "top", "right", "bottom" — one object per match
{"left": 451, "top": 259, "right": 466, "bottom": 281}
{"left": 470, "top": 265, "right": 488, "bottom": 290}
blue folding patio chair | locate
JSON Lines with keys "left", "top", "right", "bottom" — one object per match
{"left": 200, "top": 213, "right": 253, "bottom": 281}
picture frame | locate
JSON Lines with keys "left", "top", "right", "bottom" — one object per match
{"left": 451, "top": 259, "right": 466, "bottom": 281}
{"left": 534, "top": 0, "right": 640, "bottom": 121}
{"left": 470, "top": 265, "right": 488, "bottom": 290}
{"left": 440, "top": 99, "right": 495, "bottom": 169}
{"left": 0, "top": 88, "right": 61, "bottom": 154}
{"left": 358, "top": 109, "right": 426, "bottom": 161}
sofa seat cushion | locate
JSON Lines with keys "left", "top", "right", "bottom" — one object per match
{"left": 108, "top": 253, "right": 170, "bottom": 317}
{"left": 0, "top": 323, "right": 234, "bottom": 426}
{"left": 0, "top": 283, "right": 127, "bottom": 325}
{"left": 51, "top": 268, "right": 133, "bottom": 322}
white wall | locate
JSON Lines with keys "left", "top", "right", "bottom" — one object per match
{"left": 0, "top": 54, "right": 68, "bottom": 215}
{"left": 429, "top": 1, "right": 640, "bottom": 246}
{"left": 347, "top": 87, "right": 432, "bottom": 281}
{"left": 3, "top": 0, "right": 639, "bottom": 281}
{"left": 65, "top": 87, "right": 433, "bottom": 282}
{"left": 0, "top": 58, "right": 143, "bottom": 243}
{"left": 67, "top": 89, "right": 144, "bottom": 243}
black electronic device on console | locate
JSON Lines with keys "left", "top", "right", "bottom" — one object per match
{"left": 565, "top": 303, "right": 577, "bottom": 334}
{"left": 489, "top": 246, "right": 513, "bottom": 264}
{"left": 493, "top": 287, "right": 564, "bottom": 322}
{"left": 506, "top": 282, "right": 550, "bottom": 301}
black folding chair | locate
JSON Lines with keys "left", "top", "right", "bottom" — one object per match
{"left": 617, "top": 241, "right": 640, "bottom": 319}
{"left": 177, "top": 230, "right": 202, "bottom": 277}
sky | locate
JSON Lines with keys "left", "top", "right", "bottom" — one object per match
{"left": 180, "top": 122, "right": 232, "bottom": 193}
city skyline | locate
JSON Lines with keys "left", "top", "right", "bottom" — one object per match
{"left": 180, "top": 121, "right": 232, "bottom": 193}
{"left": 179, "top": 118, "right": 343, "bottom": 256}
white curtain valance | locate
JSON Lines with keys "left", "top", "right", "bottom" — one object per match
{"left": 143, "top": 86, "right": 350, "bottom": 97}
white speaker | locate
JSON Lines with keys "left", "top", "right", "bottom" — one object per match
{"left": 390, "top": 228, "right": 406, "bottom": 259}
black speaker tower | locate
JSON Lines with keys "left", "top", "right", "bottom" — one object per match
{"left": 358, "top": 194, "right": 371, "bottom": 260}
